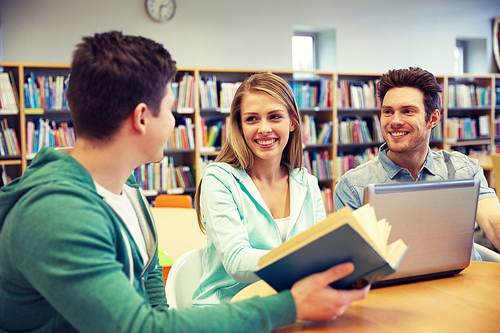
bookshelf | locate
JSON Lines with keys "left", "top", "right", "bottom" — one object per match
{"left": 494, "top": 74, "right": 500, "bottom": 153}
{"left": 333, "top": 72, "right": 384, "bottom": 180}
{"left": 21, "top": 64, "right": 72, "bottom": 167}
{"left": 0, "top": 62, "right": 23, "bottom": 183}
{"left": 1, "top": 62, "right": 497, "bottom": 207}
{"left": 443, "top": 74, "right": 495, "bottom": 156}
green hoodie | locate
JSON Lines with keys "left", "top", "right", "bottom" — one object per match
{"left": 0, "top": 147, "right": 296, "bottom": 333}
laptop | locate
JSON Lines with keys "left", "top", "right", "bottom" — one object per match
{"left": 363, "top": 178, "right": 480, "bottom": 287}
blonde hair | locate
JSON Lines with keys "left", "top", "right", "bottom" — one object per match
{"left": 195, "top": 73, "right": 303, "bottom": 232}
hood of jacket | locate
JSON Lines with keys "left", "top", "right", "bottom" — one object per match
{"left": 203, "top": 162, "right": 311, "bottom": 220}
{"left": 0, "top": 147, "right": 140, "bottom": 232}
{"left": 205, "top": 162, "right": 310, "bottom": 186}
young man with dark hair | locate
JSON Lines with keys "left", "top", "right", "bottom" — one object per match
{"left": 0, "top": 31, "right": 368, "bottom": 333}
{"left": 334, "top": 67, "right": 500, "bottom": 258}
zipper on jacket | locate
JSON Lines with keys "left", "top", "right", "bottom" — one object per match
{"left": 120, "top": 226, "right": 134, "bottom": 285}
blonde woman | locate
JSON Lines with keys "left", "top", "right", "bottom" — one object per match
{"left": 192, "top": 73, "right": 328, "bottom": 306}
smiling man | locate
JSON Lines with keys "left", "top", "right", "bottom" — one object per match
{"left": 333, "top": 67, "right": 500, "bottom": 259}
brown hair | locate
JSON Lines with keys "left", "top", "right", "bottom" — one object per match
{"left": 377, "top": 67, "right": 442, "bottom": 122}
{"left": 67, "top": 30, "right": 177, "bottom": 141}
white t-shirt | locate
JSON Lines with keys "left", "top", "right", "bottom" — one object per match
{"left": 94, "top": 182, "right": 149, "bottom": 265}
{"left": 274, "top": 216, "right": 291, "bottom": 242}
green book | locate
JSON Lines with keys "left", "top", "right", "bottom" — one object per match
{"left": 255, "top": 205, "right": 408, "bottom": 291}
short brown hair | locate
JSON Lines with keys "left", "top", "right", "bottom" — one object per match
{"left": 377, "top": 67, "right": 442, "bottom": 122}
{"left": 67, "top": 31, "right": 177, "bottom": 141}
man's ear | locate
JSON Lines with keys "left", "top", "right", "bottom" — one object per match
{"left": 428, "top": 109, "right": 441, "bottom": 129}
{"left": 132, "top": 103, "right": 148, "bottom": 135}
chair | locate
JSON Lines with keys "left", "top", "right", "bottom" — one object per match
{"left": 154, "top": 194, "right": 193, "bottom": 208}
{"left": 165, "top": 246, "right": 205, "bottom": 309}
{"left": 474, "top": 243, "right": 500, "bottom": 263}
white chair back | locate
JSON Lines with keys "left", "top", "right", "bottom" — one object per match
{"left": 474, "top": 243, "right": 500, "bottom": 263}
{"left": 165, "top": 246, "right": 205, "bottom": 309}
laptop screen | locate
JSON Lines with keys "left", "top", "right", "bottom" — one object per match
{"left": 363, "top": 179, "right": 480, "bottom": 286}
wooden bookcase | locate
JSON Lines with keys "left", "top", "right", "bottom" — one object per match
{"left": 494, "top": 74, "right": 500, "bottom": 153}
{"left": 1, "top": 62, "right": 497, "bottom": 207}
{"left": 443, "top": 74, "right": 495, "bottom": 156}
{"left": 0, "top": 62, "right": 23, "bottom": 182}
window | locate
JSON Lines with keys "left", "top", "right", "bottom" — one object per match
{"left": 454, "top": 41, "right": 465, "bottom": 75}
{"left": 292, "top": 35, "right": 315, "bottom": 71}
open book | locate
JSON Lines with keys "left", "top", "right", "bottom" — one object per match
{"left": 255, "top": 204, "right": 408, "bottom": 291}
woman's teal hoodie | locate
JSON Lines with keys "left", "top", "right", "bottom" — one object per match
{"left": 192, "top": 162, "right": 326, "bottom": 306}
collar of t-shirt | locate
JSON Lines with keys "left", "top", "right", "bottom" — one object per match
{"left": 94, "top": 181, "right": 149, "bottom": 266}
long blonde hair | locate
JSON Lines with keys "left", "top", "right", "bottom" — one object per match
{"left": 195, "top": 73, "right": 303, "bottom": 232}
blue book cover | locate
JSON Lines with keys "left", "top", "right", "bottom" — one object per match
{"left": 255, "top": 206, "right": 408, "bottom": 291}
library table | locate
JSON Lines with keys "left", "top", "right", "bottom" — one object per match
{"left": 232, "top": 261, "right": 500, "bottom": 333}
{"left": 150, "top": 207, "right": 206, "bottom": 260}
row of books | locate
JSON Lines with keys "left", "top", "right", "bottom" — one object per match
{"left": 219, "top": 82, "right": 242, "bottom": 111}
{"left": 337, "top": 80, "right": 379, "bottom": 109}
{"left": 133, "top": 156, "right": 196, "bottom": 193}
{"left": 24, "top": 72, "right": 69, "bottom": 111}
{"left": 200, "top": 117, "right": 229, "bottom": 149}
{"left": 290, "top": 79, "right": 333, "bottom": 109}
{"left": 164, "top": 116, "right": 195, "bottom": 151}
{"left": 446, "top": 115, "right": 490, "bottom": 141}
{"left": 173, "top": 73, "right": 195, "bottom": 112}
{"left": 0, "top": 73, "right": 19, "bottom": 115}
{"left": 430, "top": 120, "right": 443, "bottom": 142}
{"left": 302, "top": 115, "right": 332, "bottom": 145}
{"left": 320, "top": 187, "right": 333, "bottom": 214}
{"left": 496, "top": 88, "right": 500, "bottom": 107}
{"left": 199, "top": 75, "right": 219, "bottom": 110}
{"left": 336, "top": 147, "right": 379, "bottom": 178}
{"left": 26, "top": 118, "right": 75, "bottom": 154}
{"left": 448, "top": 84, "right": 491, "bottom": 108}
{"left": 198, "top": 76, "right": 242, "bottom": 112}
{"left": 0, "top": 118, "right": 20, "bottom": 156}
{"left": 0, "top": 165, "right": 11, "bottom": 187}
{"left": 338, "top": 115, "right": 383, "bottom": 144}
{"left": 303, "top": 150, "right": 334, "bottom": 181}
{"left": 494, "top": 117, "right": 500, "bottom": 138}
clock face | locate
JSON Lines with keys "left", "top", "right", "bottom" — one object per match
{"left": 146, "top": 0, "right": 176, "bottom": 22}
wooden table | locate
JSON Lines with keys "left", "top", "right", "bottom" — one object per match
{"left": 233, "top": 261, "right": 500, "bottom": 333}
{"left": 150, "top": 207, "right": 206, "bottom": 260}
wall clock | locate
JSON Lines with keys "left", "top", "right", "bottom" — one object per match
{"left": 146, "top": 0, "right": 176, "bottom": 22}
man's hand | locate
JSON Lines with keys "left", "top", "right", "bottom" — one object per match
{"left": 290, "top": 262, "right": 370, "bottom": 321}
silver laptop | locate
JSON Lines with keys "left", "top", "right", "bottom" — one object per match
{"left": 363, "top": 178, "right": 480, "bottom": 287}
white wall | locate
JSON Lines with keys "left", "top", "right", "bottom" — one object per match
{"left": 1, "top": 0, "right": 499, "bottom": 74}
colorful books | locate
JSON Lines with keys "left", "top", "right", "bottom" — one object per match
{"left": 0, "top": 118, "right": 21, "bottom": 156}
{"left": 338, "top": 117, "right": 376, "bottom": 144}
{"left": 255, "top": 204, "right": 408, "bottom": 291}
{"left": 303, "top": 150, "right": 333, "bottom": 181}
{"left": 335, "top": 147, "right": 378, "bottom": 178}
{"left": 0, "top": 73, "right": 19, "bottom": 115}
{"left": 133, "top": 156, "right": 195, "bottom": 193}
{"left": 337, "top": 80, "right": 378, "bottom": 109}
{"left": 164, "top": 117, "right": 196, "bottom": 151}
{"left": 448, "top": 83, "right": 492, "bottom": 108}
{"left": 176, "top": 73, "right": 195, "bottom": 113}
{"left": 25, "top": 119, "right": 75, "bottom": 155}
{"left": 289, "top": 78, "right": 333, "bottom": 109}
{"left": 24, "top": 72, "right": 69, "bottom": 111}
